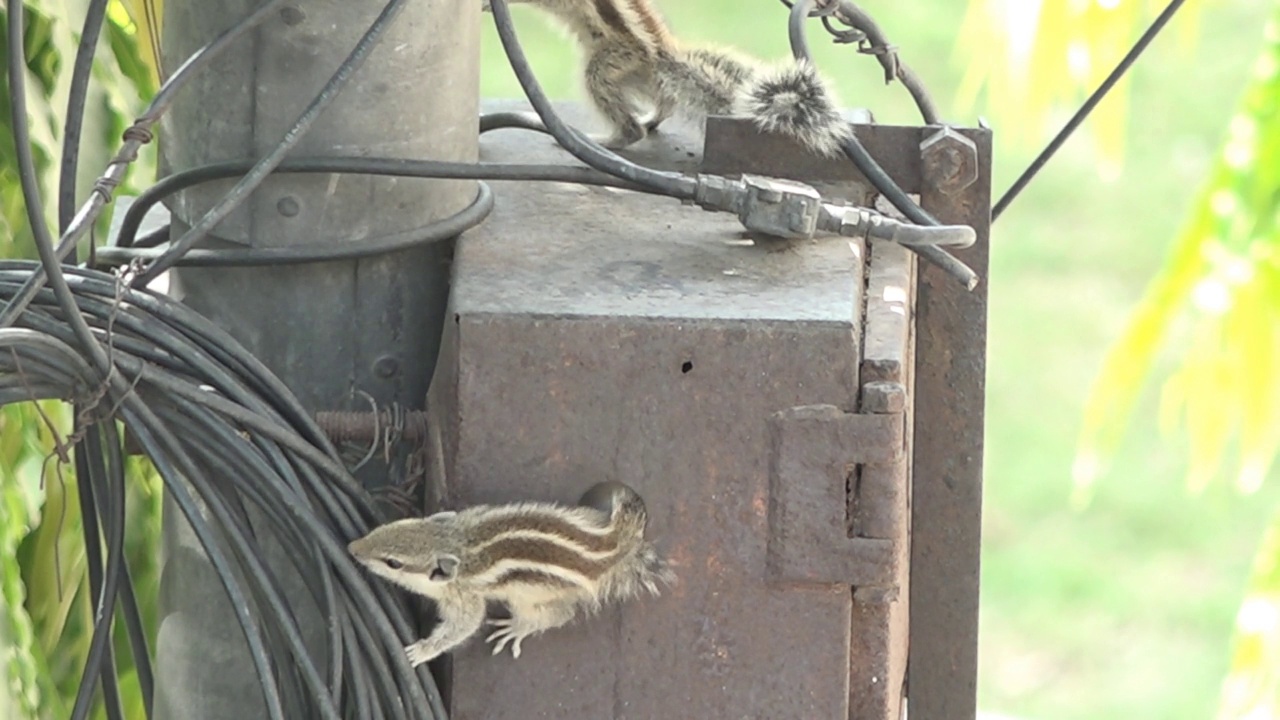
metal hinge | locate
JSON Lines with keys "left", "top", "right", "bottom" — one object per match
{"left": 765, "top": 390, "right": 908, "bottom": 595}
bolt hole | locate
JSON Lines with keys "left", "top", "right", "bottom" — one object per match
{"left": 681, "top": 361, "right": 693, "bottom": 374}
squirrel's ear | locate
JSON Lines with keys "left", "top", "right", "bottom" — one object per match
{"left": 425, "top": 511, "right": 457, "bottom": 523}
{"left": 431, "top": 554, "right": 460, "bottom": 581}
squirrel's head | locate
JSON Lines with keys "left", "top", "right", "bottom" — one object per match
{"left": 347, "top": 513, "right": 462, "bottom": 597}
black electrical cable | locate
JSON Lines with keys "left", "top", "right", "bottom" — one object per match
{"left": 96, "top": 183, "right": 494, "bottom": 268}
{"left": 992, "top": 0, "right": 1188, "bottom": 220}
{"left": 0, "top": 0, "right": 290, "bottom": 328}
{"left": 0, "top": 263, "right": 448, "bottom": 719}
{"left": 70, "top": 425, "right": 127, "bottom": 720}
{"left": 130, "top": 0, "right": 411, "bottom": 288}
{"left": 785, "top": 0, "right": 841, "bottom": 79}
{"left": 112, "top": 157, "right": 653, "bottom": 248}
{"left": 59, "top": 0, "right": 112, "bottom": 243}
{"left": 7, "top": 0, "right": 110, "bottom": 375}
{"left": 787, "top": 0, "right": 980, "bottom": 289}
{"left": 487, "top": 0, "right": 698, "bottom": 199}
{"left": 111, "top": 499, "right": 156, "bottom": 718}
{"left": 96, "top": 112, "right": 655, "bottom": 264}
{"left": 57, "top": 3, "right": 147, "bottom": 714}
{"left": 104, "top": 154, "right": 659, "bottom": 253}
{"left": 786, "top": 0, "right": 937, "bottom": 228}
{"left": 479, "top": 110, "right": 552, "bottom": 135}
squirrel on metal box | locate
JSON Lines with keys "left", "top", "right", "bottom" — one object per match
{"left": 482, "top": 0, "right": 853, "bottom": 156}
{"left": 348, "top": 481, "right": 675, "bottom": 666}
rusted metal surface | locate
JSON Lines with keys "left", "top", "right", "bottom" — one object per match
{"left": 432, "top": 100, "right": 984, "bottom": 719}
{"left": 853, "top": 242, "right": 915, "bottom": 720}
{"left": 703, "top": 116, "right": 919, "bottom": 201}
{"left": 910, "top": 126, "right": 992, "bottom": 720}
{"left": 861, "top": 242, "right": 914, "bottom": 387}
{"left": 694, "top": 114, "right": 991, "bottom": 720}
{"left": 767, "top": 405, "right": 901, "bottom": 588}
{"left": 701, "top": 117, "right": 925, "bottom": 720}
{"left": 425, "top": 100, "right": 917, "bottom": 719}
{"left": 313, "top": 407, "right": 429, "bottom": 444}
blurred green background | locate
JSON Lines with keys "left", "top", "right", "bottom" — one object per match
{"left": 477, "top": 2, "right": 1280, "bottom": 718}
{"left": 3, "top": 0, "right": 1278, "bottom": 718}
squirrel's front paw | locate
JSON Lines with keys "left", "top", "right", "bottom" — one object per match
{"left": 405, "top": 640, "right": 438, "bottom": 667}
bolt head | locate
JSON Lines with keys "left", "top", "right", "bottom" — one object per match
{"left": 920, "top": 126, "right": 979, "bottom": 195}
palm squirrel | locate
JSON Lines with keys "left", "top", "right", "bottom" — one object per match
{"left": 483, "top": 0, "right": 853, "bottom": 155}
{"left": 348, "top": 481, "right": 674, "bottom": 666}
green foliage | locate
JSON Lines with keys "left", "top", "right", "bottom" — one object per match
{"left": 1217, "top": 505, "right": 1280, "bottom": 718}
{"left": 0, "top": 0, "right": 156, "bottom": 254}
{"left": 1066, "top": 3, "right": 1280, "bottom": 718}
{"left": 954, "top": 0, "right": 1206, "bottom": 176}
{"left": 0, "top": 1, "right": 160, "bottom": 718}
{"left": 1075, "top": 5, "right": 1280, "bottom": 499}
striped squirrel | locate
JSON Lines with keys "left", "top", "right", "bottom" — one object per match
{"left": 483, "top": 0, "right": 853, "bottom": 156}
{"left": 348, "top": 481, "right": 674, "bottom": 666}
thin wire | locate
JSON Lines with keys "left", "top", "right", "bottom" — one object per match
{"left": 993, "top": 0, "right": 1189, "bottom": 220}
{"left": 130, "top": 0, "right": 412, "bottom": 287}
{"left": 70, "top": 426, "right": 128, "bottom": 720}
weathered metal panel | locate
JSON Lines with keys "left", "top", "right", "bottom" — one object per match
{"left": 428, "top": 101, "right": 913, "bottom": 718}
{"left": 702, "top": 115, "right": 992, "bottom": 720}
{"left": 443, "top": 317, "right": 860, "bottom": 719}
{"left": 700, "top": 117, "right": 926, "bottom": 720}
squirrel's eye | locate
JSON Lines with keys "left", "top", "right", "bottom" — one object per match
{"left": 383, "top": 557, "right": 404, "bottom": 570}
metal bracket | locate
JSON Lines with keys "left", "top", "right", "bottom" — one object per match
{"left": 766, "top": 404, "right": 905, "bottom": 591}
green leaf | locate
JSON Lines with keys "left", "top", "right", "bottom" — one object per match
{"left": 1, "top": 2, "right": 160, "bottom": 713}
{"left": 1216, "top": 503, "right": 1280, "bottom": 718}
{"left": 1075, "top": 2, "right": 1280, "bottom": 500}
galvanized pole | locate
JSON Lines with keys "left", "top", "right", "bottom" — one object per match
{"left": 150, "top": 1, "right": 477, "bottom": 717}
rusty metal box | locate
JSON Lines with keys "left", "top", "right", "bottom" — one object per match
{"left": 425, "top": 101, "right": 989, "bottom": 719}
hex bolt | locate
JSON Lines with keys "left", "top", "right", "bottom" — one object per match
{"left": 920, "top": 126, "right": 978, "bottom": 196}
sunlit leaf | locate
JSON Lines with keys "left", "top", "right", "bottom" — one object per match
{"left": 1075, "top": 3, "right": 1280, "bottom": 501}
{"left": 955, "top": 0, "right": 1208, "bottom": 169}
{"left": 1216, "top": 505, "right": 1280, "bottom": 719}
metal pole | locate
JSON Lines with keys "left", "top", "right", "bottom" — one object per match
{"left": 151, "top": 1, "right": 478, "bottom": 717}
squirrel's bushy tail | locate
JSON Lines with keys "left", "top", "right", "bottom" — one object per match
{"left": 736, "top": 59, "right": 852, "bottom": 157}
{"left": 666, "top": 48, "right": 852, "bottom": 157}
{"left": 657, "top": 46, "right": 754, "bottom": 118}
